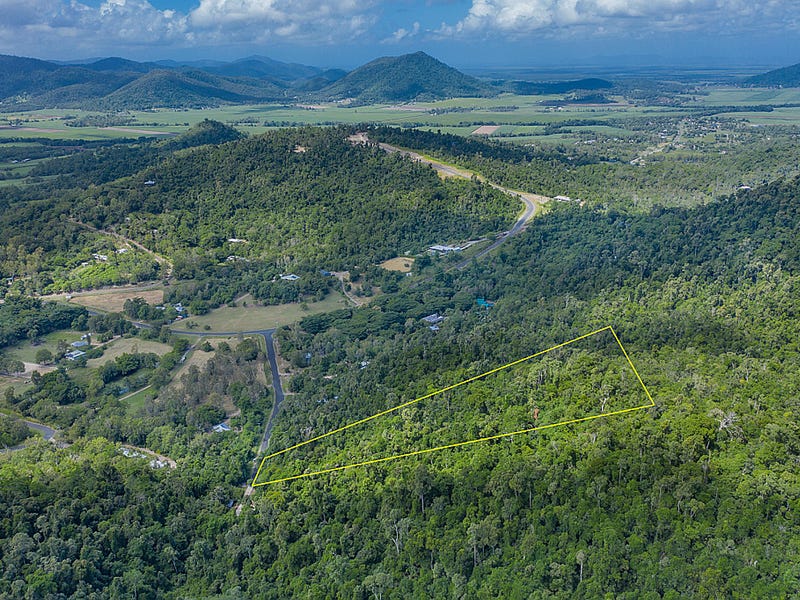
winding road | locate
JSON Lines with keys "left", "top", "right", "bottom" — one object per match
{"left": 374, "top": 140, "right": 549, "bottom": 268}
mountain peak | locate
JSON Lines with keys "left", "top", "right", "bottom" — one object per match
{"left": 319, "top": 51, "right": 494, "bottom": 103}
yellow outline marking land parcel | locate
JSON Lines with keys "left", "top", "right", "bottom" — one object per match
{"left": 253, "top": 325, "right": 655, "bottom": 487}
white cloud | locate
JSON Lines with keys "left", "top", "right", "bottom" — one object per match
{"left": 0, "top": 0, "right": 379, "bottom": 56}
{"left": 189, "top": 0, "right": 377, "bottom": 43}
{"left": 384, "top": 21, "right": 420, "bottom": 43}
{"left": 0, "top": 0, "right": 187, "bottom": 55}
{"left": 440, "top": 0, "right": 799, "bottom": 36}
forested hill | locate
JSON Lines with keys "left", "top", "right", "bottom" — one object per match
{"left": 316, "top": 52, "right": 496, "bottom": 103}
{"left": 69, "top": 126, "right": 515, "bottom": 268}
{"left": 93, "top": 69, "right": 287, "bottom": 111}
{"left": 744, "top": 61, "right": 800, "bottom": 86}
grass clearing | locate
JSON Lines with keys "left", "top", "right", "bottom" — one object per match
{"left": 86, "top": 338, "right": 173, "bottom": 368}
{"left": 61, "top": 287, "right": 164, "bottom": 313}
{"left": 6, "top": 330, "right": 86, "bottom": 364}
{"left": 0, "top": 377, "right": 30, "bottom": 398}
{"left": 171, "top": 291, "right": 348, "bottom": 332}
{"left": 168, "top": 336, "right": 266, "bottom": 384}
{"left": 119, "top": 386, "right": 156, "bottom": 415}
{"left": 379, "top": 257, "right": 415, "bottom": 273}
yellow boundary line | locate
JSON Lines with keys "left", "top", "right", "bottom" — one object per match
{"left": 253, "top": 325, "right": 654, "bottom": 487}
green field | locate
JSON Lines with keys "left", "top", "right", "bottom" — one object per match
{"left": 4, "top": 87, "right": 800, "bottom": 150}
{"left": 171, "top": 292, "right": 349, "bottom": 333}
{"left": 118, "top": 386, "right": 156, "bottom": 415}
{"left": 694, "top": 87, "right": 800, "bottom": 106}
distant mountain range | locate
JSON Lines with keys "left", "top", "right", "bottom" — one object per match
{"left": 1, "top": 51, "right": 618, "bottom": 110}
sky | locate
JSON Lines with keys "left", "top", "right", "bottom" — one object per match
{"left": 1, "top": 0, "right": 799, "bottom": 69}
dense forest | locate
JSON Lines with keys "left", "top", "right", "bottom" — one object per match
{"left": 1, "top": 124, "right": 799, "bottom": 598}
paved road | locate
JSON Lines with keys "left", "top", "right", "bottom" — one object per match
{"left": 23, "top": 419, "right": 57, "bottom": 441}
{"left": 1, "top": 419, "right": 59, "bottom": 453}
{"left": 217, "top": 328, "right": 285, "bottom": 512}
{"left": 179, "top": 327, "right": 287, "bottom": 512}
{"left": 375, "top": 140, "right": 547, "bottom": 269}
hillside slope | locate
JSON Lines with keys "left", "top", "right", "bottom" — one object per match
{"left": 744, "top": 62, "right": 800, "bottom": 86}
{"left": 70, "top": 126, "right": 516, "bottom": 268}
{"left": 94, "top": 69, "right": 286, "bottom": 110}
{"left": 0, "top": 55, "right": 132, "bottom": 106}
{"left": 1, "top": 169, "right": 798, "bottom": 598}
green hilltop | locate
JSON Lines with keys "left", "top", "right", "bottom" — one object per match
{"left": 318, "top": 51, "right": 496, "bottom": 103}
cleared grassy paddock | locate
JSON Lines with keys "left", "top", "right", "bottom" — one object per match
{"left": 171, "top": 292, "right": 348, "bottom": 333}
{"left": 86, "top": 338, "right": 173, "bottom": 368}
{"left": 695, "top": 87, "right": 800, "bottom": 106}
{"left": 119, "top": 386, "right": 156, "bottom": 415}
{"left": 63, "top": 288, "right": 164, "bottom": 313}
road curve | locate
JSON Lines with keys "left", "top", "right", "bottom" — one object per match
{"left": 260, "top": 330, "right": 285, "bottom": 455}
{"left": 23, "top": 419, "right": 57, "bottom": 441}
{"left": 375, "top": 141, "right": 547, "bottom": 268}
{"left": 1, "top": 419, "right": 59, "bottom": 453}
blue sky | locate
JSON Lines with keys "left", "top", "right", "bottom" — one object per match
{"left": 1, "top": 0, "right": 799, "bottom": 69}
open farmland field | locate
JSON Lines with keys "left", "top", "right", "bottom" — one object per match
{"left": 5, "top": 88, "right": 800, "bottom": 149}
{"left": 694, "top": 87, "right": 800, "bottom": 106}
{"left": 171, "top": 292, "right": 348, "bottom": 333}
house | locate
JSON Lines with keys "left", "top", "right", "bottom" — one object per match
{"left": 71, "top": 340, "right": 89, "bottom": 348}
{"left": 429, "top": 244, "right": 462, "bottom": 254}
{"left": 320, "top": 270, "right": 334, "bottom": 277}
{"left": 429, "top": 325, "right": 440, "bottom": 332}
{"left": 65, "top": 350, "right": 86, "bottom": 360}
{"left": 422, "top": 313, "right": 444, "bottom": 325}
{"left": 280, "top": 273, "right": 300, "bottom": 281}
{"left": 212, "top": 423, "right": 232, "bottom": 433}
{"left": 476, "top": 298, "right": 495, "bottom": 309}
{"left": 554, "top": 195, "right": 572, "bottom": 202}
{"left": 144, "top": 180, "right": 156, "bottom": 186}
